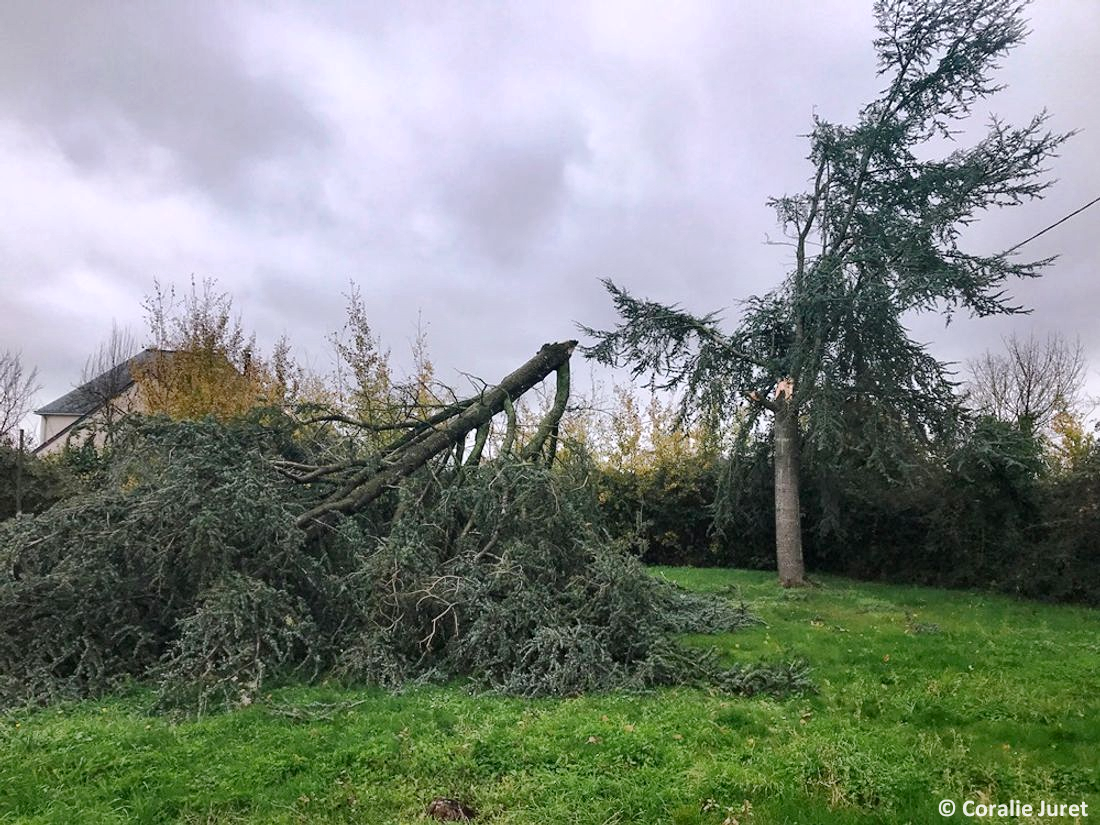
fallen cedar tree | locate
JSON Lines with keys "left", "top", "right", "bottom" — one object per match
{"left": 0, "top": 341, "right": 811, "bottom": 712}
{"left": 285, "top": 340, "right": 579, "bottom": 530}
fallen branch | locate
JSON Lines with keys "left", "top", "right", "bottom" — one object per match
{"left": 296, "top": 340, "right": 577, "bottom": 529}
{"left": 520, "top": 355, "right": 570, "bottom": 463}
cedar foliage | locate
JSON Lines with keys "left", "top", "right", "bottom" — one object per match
{"left": 583, "top": 0, "right": 1073, "bottom": 585}
{"left": 0, "top": 415, "right": 806, "bottom": 712}
{"left": 0, "top": 417, "right": 315, "bottom": 709}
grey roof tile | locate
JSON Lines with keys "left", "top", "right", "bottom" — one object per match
{"left": 34, "top": 348, "right": 163, "bottom": 415}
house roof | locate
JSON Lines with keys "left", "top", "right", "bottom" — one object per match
{"left": 34, "top": 348, "right": 164, "bottom": 416}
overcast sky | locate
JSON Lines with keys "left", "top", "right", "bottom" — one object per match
{"left": 3, "top": 0, "right": 1098, "bottom": 429}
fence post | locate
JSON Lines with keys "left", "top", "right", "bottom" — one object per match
{"left": 15, "top": 427, "right": 24, "bottom": 516}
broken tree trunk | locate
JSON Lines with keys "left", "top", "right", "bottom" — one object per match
{"left": 296, "top": 340, "right": 577, "bottom": 529}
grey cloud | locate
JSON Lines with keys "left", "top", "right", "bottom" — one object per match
{"left": 3, "top": 0, "right": 1099, "bottom": 422}
{"left": 0, "top": 2, "right": 327, "bottom": 202}
{"left": 436, "top": 120, "right": 589, "bottom": 267}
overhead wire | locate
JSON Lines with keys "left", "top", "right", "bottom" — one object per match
{"left": 1004, "top": 194, "right": 1100, "bottom": 254}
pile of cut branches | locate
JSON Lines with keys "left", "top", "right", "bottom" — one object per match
{"left": 0, "top": 417, "right": 329, "bottom": 710}
{"left": 328, "top": 458, "right": 767, "bottom": 697}
{"left": 0, "top": 344, "right": 811, "bottom": 712}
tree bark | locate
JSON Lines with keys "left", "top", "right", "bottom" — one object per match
{"left": 296, "top": 341, "right": 577, "bottom": 529}
{"left": 519, "top": 355, "right": 570, "bottom": 462}
{"left": 773, "top": 399, "right": 806, "bottom": 587}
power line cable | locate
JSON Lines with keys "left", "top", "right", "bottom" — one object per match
{"left": 1005, "top": 194, "right": 1100, "bottom": 254}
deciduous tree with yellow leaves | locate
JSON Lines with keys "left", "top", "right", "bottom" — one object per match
{"left": 133, "top": 278, "right": 298, "bottom": 421}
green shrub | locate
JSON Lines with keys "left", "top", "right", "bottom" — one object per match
{"left": 636, "top": 415, "right": 1099, "bottom": 607}
{"left": 594, "top": 455, "right": 723, "bottom": 567}
{"left": 1024, "top": 440, "right": 1100, "bottom": 603}
{"left": 0, "top": 444, "right": 74, "bottom": 520}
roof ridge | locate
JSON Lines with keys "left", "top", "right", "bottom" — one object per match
{"left": 34, "top": 347, "right": 164, "bottom": 416}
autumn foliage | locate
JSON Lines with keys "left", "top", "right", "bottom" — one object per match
{"left": 132, "top": 279, "right": 299, "bottom": 421}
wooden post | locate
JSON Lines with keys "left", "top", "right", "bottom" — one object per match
{"left": 15, "top": 428, "right": 25, "bottom": 516}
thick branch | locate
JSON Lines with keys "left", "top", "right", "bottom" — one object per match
{"left": 296, "top": 341, "right": 577, "bottom": 528}
{"left": 520, "top": 358, "right": 571, "bottom": 461}
{"left": 464, "top": 422, "right": 491, "bottom": 467}
{"left": 501, "top": 395, "right": 518, "bottom": 455}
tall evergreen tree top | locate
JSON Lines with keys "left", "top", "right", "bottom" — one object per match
{"left": 583, "top": 0, "right": 1071, "bottom": 465}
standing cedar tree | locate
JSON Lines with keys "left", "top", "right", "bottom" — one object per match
{"left": 582, "top": 0, "right": 1072, "bottom": 586}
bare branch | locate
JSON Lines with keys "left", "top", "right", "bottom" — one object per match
{"left": 966, "top": 332, "right": 1087, "bottom": 433}
{"left": 520, "top": 359, "right": 571, "bottom": 463}
{"left": 0, "top": 350, "right": 40, "bottom": 443}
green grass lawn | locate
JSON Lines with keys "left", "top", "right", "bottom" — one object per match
{"left": 1, "top": 568, "right": 1097, "bottom": 824}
